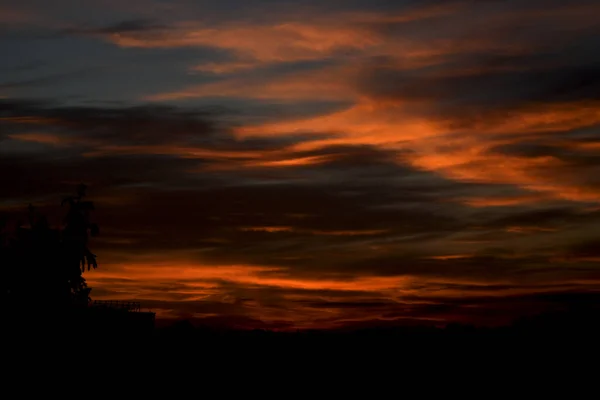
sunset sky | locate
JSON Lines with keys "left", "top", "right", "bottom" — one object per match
{"left": 2, "top": 0, "right": 600, "bottom": 330}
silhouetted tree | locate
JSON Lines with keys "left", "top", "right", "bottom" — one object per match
{"left": 1, "top": 184, "right": 100, "bottom": 311}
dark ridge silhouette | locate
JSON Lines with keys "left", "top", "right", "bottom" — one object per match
{"left": 1, "top": 185, "right": 155, "bottom": 339}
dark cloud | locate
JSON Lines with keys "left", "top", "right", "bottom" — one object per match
{"left": 82, "top": 181, "right": 463, "bottom": 266}
{"left": 486, "top": 207, "right": 588, "bottom": 228}
{"left": 565, "top": 239, "right": 600, "bottom": 259}
{"left": 0, "top": 68, "right": 104, "bottom": 90}
{"left": 64, "top": 19, "right": 169, "bottom": 36}
{"left": 0, "top": 99, "right": 347, "bottom": 152}
{"left": 356, "top": 63, "right": 600, "bottom": 118}
{"left": 0, "top": 99, "right": 217, "bottom": 145}
{"left": 0, "top": 153, "right": 205, "bottom": 200}
{"left": 355, "top": 3, "right": 600, "bottom": 125}
{"left": 489, "top": 143, "right": 569, "bottom": 159}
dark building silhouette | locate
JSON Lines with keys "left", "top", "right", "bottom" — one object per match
{"left": 87, "top": 300, "right": 156, "bottom": 335}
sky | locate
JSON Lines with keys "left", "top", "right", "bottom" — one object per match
{"left": 2, "top": 0, "right": 600, "bottom": 330}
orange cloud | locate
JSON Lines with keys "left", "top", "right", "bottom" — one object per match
{"left": 309, "top": 229, "right": 389, "bottom": 237}
{"left": 234, "top": 98, "right": 600, "bottom": 203}
{"left": 238, "top": 226, "right": 388, "bottom": 236}
{"left": 460, "top": 102, "right": 600, "bottom": 136}
{"left": 459, "top": 194, "right": 550, "bottom": 207}
{"left": 190, "top": 60, "right": 261, "bottom": 74}
{"left": 505, "top": 226, "right": 558, "bottom": 234}
{"left": 245, "top": 155, "right": 331, "bottom": 168}
{"left": 88, "top": 262, "right": 412, "bottom": 295}
{"left": 240, "top": 226, "right": 294, "bottom": 233}
{"left": 426, "top": 255, "right": 474, "bottom": 261}
{"left": 84, "top": 256, "right": 600, "bottom": 328}
{"left": 107, "top": 21, "right": 377, "bottom": 62}
{"left": 235, "top": 101, "right": 438, "bottom": 142}
{"left": 8, "top": 132, "right": 72, "bottom": 145}
{"left": 404, "top": 104, "right": 600, "bottom": 202}
{"left": 82, "top": 144, "right": 264, "bottom": 160}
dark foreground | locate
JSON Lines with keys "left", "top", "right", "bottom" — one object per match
{"left": 4, "top": 312, "right": 599, "bottom": 392}
{"left": 5, "top": 307, "right": 600, "bottom": 362}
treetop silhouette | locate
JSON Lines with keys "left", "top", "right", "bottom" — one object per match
{"left": 1, "top": 184, "right": 100, "bottom": 310}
